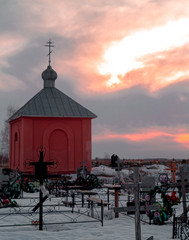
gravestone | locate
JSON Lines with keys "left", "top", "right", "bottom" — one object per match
{"left": 141, "top": 176, "right": 156, "bottom": 201}
{"left": 141, "top": 176, "right": 155, "bottom": 191}
{"left": 0, "top": 168, "right": 9, "bottom": 184}
{"left": 179, "top": 165, "right": 189, "bottom": 182}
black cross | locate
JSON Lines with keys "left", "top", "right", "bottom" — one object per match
{"left": 45, "top": 40, "right": 55, "bottom": 66}
{"left": 28, "top": 146, "right": 55, "bottom": 230}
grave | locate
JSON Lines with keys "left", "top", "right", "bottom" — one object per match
{"left": 26, "top": 146, "right": 61, "bottom": 230}
{"left": 0, "top": 168, "right": 9, "bottom": 184}
{"left": 178, "top": 164, "right": 189, "bottom": 182}
{"left": 141, "top": 176, "right": 156, "bottom": 201}
{"left": 141, "top": 176, "right": 156, "bottom": 192}
{"left": 115, "top": 167, "right": 159, "bottom": 240}
{"left": 77, "top": 159, "right": 90, "bottom": 179}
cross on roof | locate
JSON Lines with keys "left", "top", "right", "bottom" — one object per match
{"left": 45, "top": 40, "right": 55, "bottom": 66}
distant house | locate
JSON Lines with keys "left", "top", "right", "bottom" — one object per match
{"left": 8, "top": 61, "right": 97, "bottom": 175}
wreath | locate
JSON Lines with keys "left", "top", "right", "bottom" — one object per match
{"left": 145, "top": 186, "right": 173, "bottom": 224}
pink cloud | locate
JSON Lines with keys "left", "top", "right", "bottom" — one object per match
{"left": 1, "top": 0, "right": 189, "bottom": 94}
{"left": 93, "top": 128, "right": 189, "bottom": 149}
{"left": 93, "top": 129, "right": 173, "bottom": 142}
{"left": 174, "top": 134, "right": 189, "bottom": 147}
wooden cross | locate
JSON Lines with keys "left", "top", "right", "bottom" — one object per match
{"left": 115, "top": 167, "right": 159, "bottom": 240}
{"left": 165, "top": 160, "right": 178, "bottom": 183}
{"left": 165, "top": 166, "right": 188, "bottom": 219}
{"left": 180, "top": 166, "right": 187, "bottom": 219}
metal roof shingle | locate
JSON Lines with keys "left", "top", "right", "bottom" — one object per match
{"left": 9, "top": 87, "right": 97, "bottom": 121}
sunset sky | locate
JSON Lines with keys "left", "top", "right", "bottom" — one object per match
{"left": 1, "top": 0, "right": 189, "bottom": 159}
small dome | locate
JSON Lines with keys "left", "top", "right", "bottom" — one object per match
{"left": 42, "top": 65, "right": 57, "bottom": 81}
{"left": 42, "top": 65, "right": 57, "bottom": 88}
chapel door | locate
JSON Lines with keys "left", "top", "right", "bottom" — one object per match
{"left": 49, "top": 130, "right": 68, "bottom": 172}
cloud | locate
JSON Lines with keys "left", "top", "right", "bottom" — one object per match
{"left": 92, "top": 127, "right": 189, "bottom": 159}
{"left": 1, "top": 0, "right": 189, "bottom": 95}
{"left": 89, "top": 80, "right": 189, "bottom": 157}
{"left": 0, "top": 0, "right": 189, "bottom": 159}
{"left": 93, "top": 129, "right": 173, "bottom": 142}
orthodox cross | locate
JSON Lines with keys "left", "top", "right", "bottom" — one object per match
{"left": 115, "top": 167, "right": 159, "bottom": 240}
{"left": 45, "top": 40, "right": 55, "bottom": 66}
{"left": 165, "top": 160, "right": 178, "bottom": 183}
{"left": 29, "top": 146, "right": 54, "bottom": 230}
{"left": 166, "top": 166, "right": 188, "bottom": 219}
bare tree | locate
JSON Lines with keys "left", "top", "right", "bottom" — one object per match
{"left": 0, "top": 105, "right": 17, "bottom": 164}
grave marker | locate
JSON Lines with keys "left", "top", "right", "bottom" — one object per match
{"left": 164, "top": 166, "right": 188, "bottom": 219}
{"left": 165, "top": 160, "right": 178, "bottom": 182}
{"left": 115, "top": 167, "right": 159, "bottom": 240}
{"left": 26, "top": 146, "right": 61, "bottom": 230}
{"left": 78, "top": 159, "right": 89, "bottom": 179}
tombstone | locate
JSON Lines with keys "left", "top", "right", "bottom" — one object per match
{"left": 0, "top": 168, "right": 9, "bottom": 184}
{"left": 141, "top": 176, "right": 156, "bottom": 200}
{"left": 141, "top": 176, "right": 155, "bottom": 191}
{"left": 178, "top": 165, "right": 189, "bottom": 182}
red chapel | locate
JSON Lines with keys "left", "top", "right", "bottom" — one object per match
{"left": 8, "top": 59, "right": 97, "bottom": 175}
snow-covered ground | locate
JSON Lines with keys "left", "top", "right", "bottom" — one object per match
{"left": 0, "top": 165, "right": 183, "bottom": 240}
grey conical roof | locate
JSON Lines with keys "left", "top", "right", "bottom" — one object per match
{"left": 9, "top": 66, "right": 97, "bottom": 121}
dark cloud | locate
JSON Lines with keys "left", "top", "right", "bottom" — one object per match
{"left": 85, "top": 81, "right": 189, "bottom": 137}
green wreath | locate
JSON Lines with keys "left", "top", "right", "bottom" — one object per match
{"left": 145, "top": 186, "right": 173, "bottom": 224}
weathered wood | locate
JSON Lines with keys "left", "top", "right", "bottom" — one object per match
{"left": 87, "top": 197, "right": 109, "bottom": 206}
{"left": 126, "top": 201, "right": 146, "bottom": 215}
{"left": 114, "top": 204, "right": 160, "bottom": 213}
{"left": 180, "top": 166, "right": 187, "bottom": 219}
{"left": 115, "top": 167, "right": 159, "bottom": 240}
{"left": 106, "top": 185, "right": 121, "bottom": 218}
{"left": 76, "top": 190, "right": 97, "bottom": 207}
{"left": 133, "top": 167, "right": 141, "bottom": 240}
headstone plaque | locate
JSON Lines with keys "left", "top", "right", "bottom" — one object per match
{"left": 141, "top": 176, "right": 155, "bottom": 191}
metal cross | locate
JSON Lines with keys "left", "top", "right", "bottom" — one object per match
{"left": 80, "top": 159, "right": 88, "bottom": 179}
{"left": 45, "top": 40, "right": 55, "bottom": 66}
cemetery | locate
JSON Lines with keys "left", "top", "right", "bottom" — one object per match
{"left": 0, "top": 158, "right": 189, "bottom": 240}
{"left": 0, "top": 43, "right": 189, "bottom": 240}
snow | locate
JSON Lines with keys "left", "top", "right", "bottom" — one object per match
{"left": 0, "top": 165, "right": 182, "bottom": 240}
{"left": 0, "top": 212, "right": 176, "bottom": 240}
